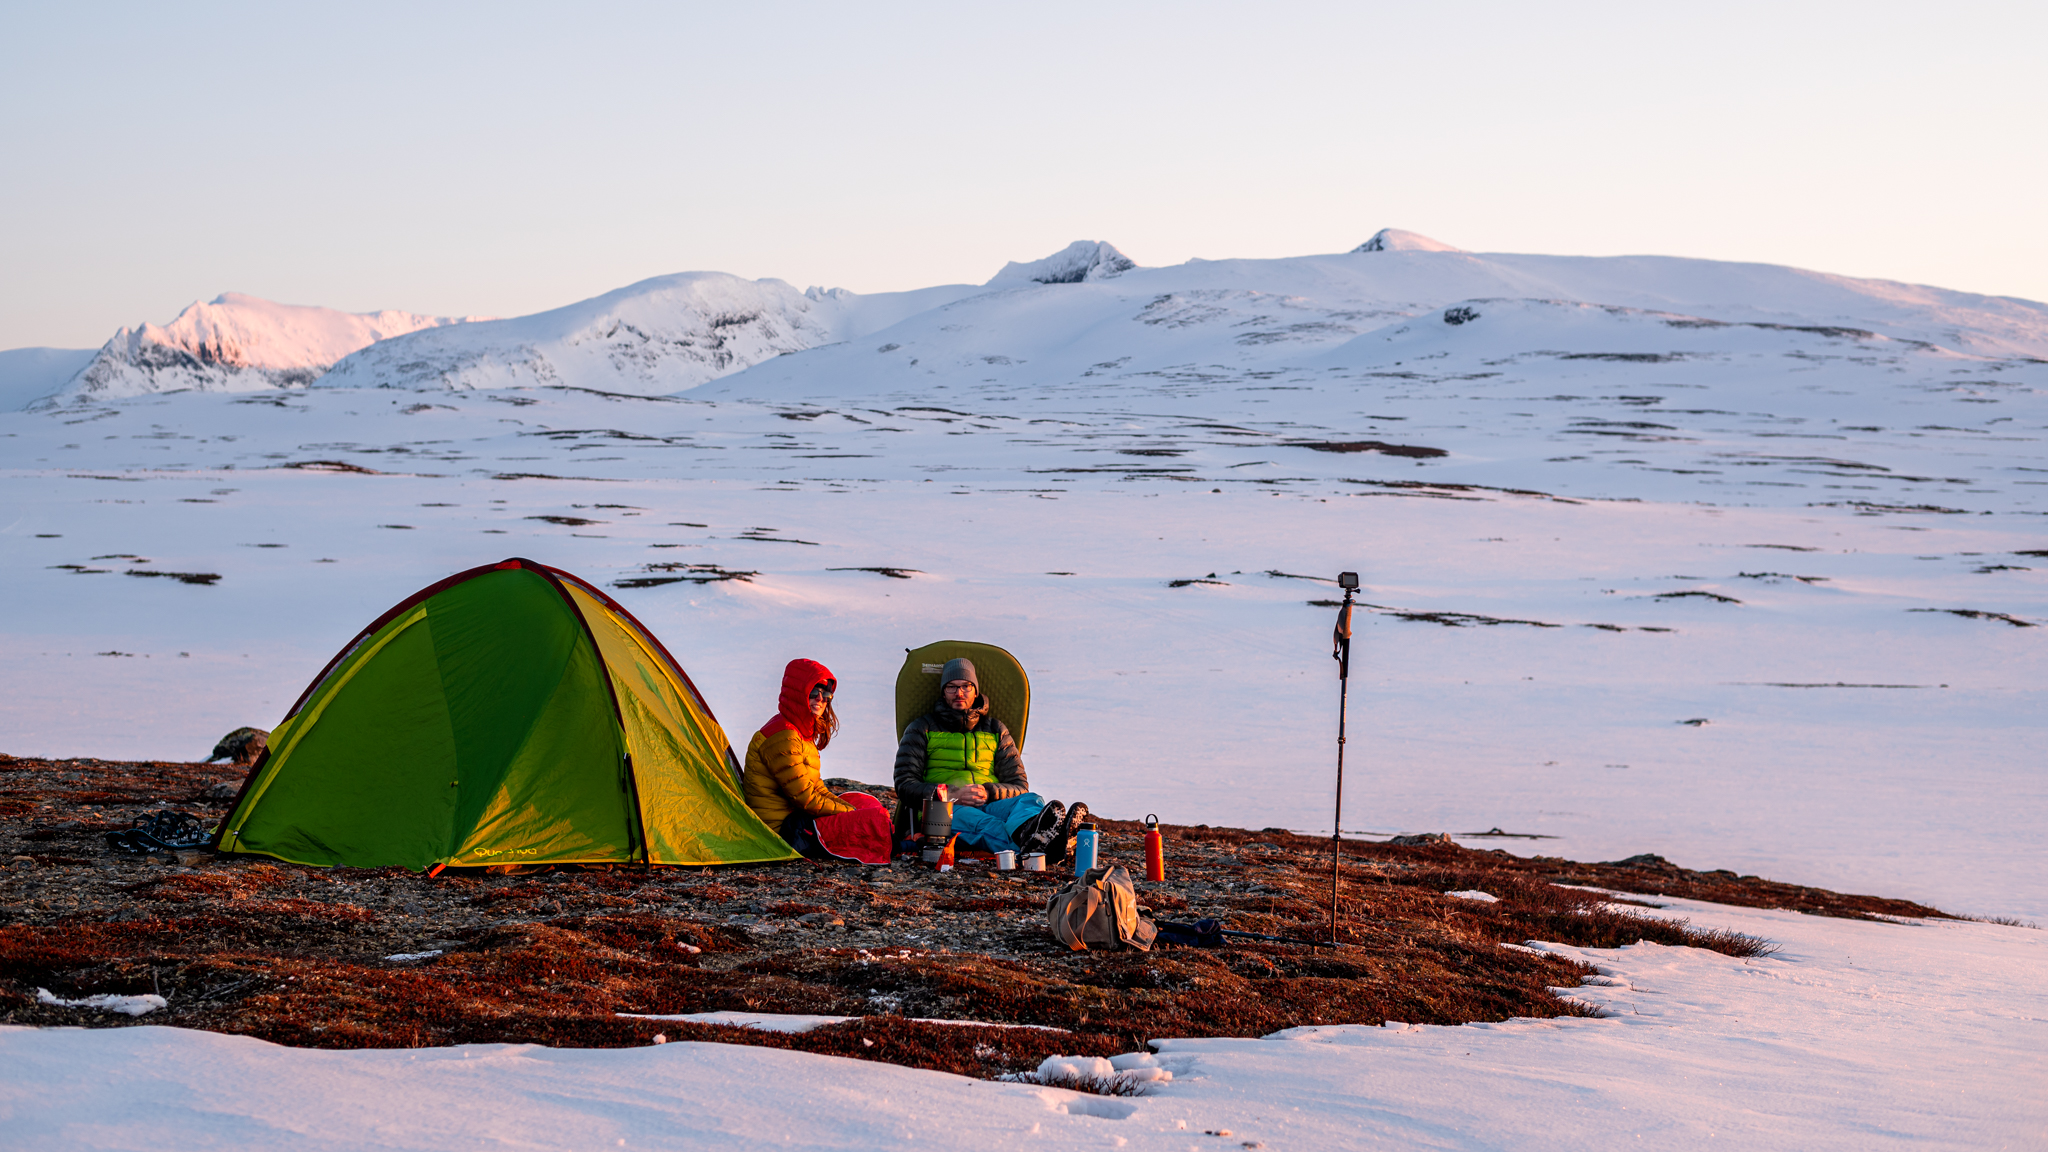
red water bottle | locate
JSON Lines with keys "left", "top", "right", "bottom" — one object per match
{"left": 1143, "top": 813, "right": 1165, "bottom": 882}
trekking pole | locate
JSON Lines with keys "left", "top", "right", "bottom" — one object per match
{"left": 1219, "top": 928, "right": 1363, "bottom": 949}
{"left": 1331, "top": 572, "right": 1359, "bottom": 945}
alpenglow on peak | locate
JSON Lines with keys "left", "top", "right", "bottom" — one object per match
{"left": 1351, "top": 229, "right": 1463, "bottom": 254}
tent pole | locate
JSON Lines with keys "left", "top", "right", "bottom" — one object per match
{"left": 1331, "top": 578, "right": 1356, "bottom": 945}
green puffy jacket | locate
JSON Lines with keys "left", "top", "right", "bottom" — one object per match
{"left": 892, "top": 703, "right": 1027, "bottom": 806}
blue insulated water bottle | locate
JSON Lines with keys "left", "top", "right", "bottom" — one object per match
{"left": 1072, "top": 822, "right": 1098, "bottom": 875}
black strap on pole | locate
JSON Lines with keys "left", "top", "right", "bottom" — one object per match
{"left": 1330, "top": 577, "right": 1356, "bottom": 945}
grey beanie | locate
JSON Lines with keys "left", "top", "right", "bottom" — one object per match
{"left": 940, "top": 657, "right": 980, "bottom": 691}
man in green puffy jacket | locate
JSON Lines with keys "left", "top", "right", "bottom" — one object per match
{"left": 892, "top": 657, "right": 1089, "bottom": 863}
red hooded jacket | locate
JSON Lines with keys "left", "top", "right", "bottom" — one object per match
{"left": 743, "top": 659, "right": 849, "bottom": 829}
{"left": 760, "top": 658, "right": 835, "bottom": 743}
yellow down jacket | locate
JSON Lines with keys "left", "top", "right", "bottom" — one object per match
{"left": 744, "top": 726, "right": 853, "bottom": 831}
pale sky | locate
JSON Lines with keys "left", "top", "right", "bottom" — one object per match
{"left": 3, "top": 0, "right": 2043, "bottom": 349}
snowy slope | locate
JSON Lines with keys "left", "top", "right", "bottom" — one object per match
{"left": 0, "top": 346, "right": 94, "bottom": 411}
{"left": 315, "top": 273, "right": 987, "bottom": 396}
{"left": 37, "top": 293, "right": 478, "bottom": 406}
{"left": 3, "top": 898, "right": 2041, "bottom": 1150}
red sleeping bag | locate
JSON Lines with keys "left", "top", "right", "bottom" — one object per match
{"left": 812, "top": 792, "right": 895, "bottom": 864}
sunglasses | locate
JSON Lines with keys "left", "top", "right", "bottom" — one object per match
{"left": 809, "top": 685, "right": 835, "bottom": 700}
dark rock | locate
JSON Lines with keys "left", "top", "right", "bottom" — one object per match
{"left": 207, "top": 727, "right": 269, "bottom": 766}
{"left": 824, "top": 778, "right": 897, "bottom": 808}
{"left": 1387, "top": 833, "right": 1454, "bottom": 846}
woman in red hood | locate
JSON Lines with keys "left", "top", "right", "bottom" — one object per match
{"left": 744, "top": 659, "right": 855, "bottom": 851}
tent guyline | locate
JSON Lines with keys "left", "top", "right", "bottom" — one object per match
{"left": 214, "top": 558, "right": 795, "bottom": 872}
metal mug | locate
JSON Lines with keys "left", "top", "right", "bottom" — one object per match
{"left": 994, "top": 850, "right": 1016, "bottom": 870}
{"left": 1021, "top": 853, "right": 1045, "bottom": 871}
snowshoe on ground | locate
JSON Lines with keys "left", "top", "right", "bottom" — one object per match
{"left": 105, "top": 810, "right": 212, "bottom": 854}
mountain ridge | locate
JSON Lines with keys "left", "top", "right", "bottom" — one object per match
{"left": 34, "top": 294, "right": 479, "bottom": 408}
{"left": 23, "top": 234, "right": 2048, "bottom": 408}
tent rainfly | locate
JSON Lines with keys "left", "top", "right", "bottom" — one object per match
{"left": 215, "top": 558, "right": 794, "bottom": 870}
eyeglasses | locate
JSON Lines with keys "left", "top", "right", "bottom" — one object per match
{"left": 943, "top": 682, "right": 975, "bottom": 694}
{"left": 809, "top": 685, "right": 834, "bottom": 700}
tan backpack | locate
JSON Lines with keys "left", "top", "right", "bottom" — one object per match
{"left": 1047, "top": 865, "right": 1158, "bottom": 952}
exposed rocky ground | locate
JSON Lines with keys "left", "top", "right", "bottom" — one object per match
{"left": 0, "top": 755, "right": 1951, "bottom": 1079}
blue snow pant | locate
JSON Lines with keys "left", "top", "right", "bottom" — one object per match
{"left": 947, "top": 792, "right": 1047, "bottom": 853}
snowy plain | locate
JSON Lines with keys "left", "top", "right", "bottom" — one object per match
{"left": 1, "top": 234, "right": 2042, "bottom": 1148}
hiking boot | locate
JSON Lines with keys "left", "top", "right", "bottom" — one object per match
{"left": 1018, "top": 801, "right": 1065, "bottom": 858}
{"left": 1045, "top": 801, "right": 1090, "bottom": 867}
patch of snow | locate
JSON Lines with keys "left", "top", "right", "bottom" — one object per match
{"left": 618, "top": 1011, "right": 1067, "bottom": 1033}
{"left": 620, "top": 1011, "right": 847, "bottom": 1034}
{"left": 383, "top": 950, "right": 444, "bottom": 962}
{"left": 1352, "top": 228, "right": 1463, "bottom": 253}
{"left": 1038, "top": 1054, "right": 1116, "bottom": 1079}
{"left": 34, "top": 988, "right": 166, "bottom": 1016}
{"left": 986, "top": 241, "right": 1136, "bottom": 287}
{"left": 1446, "top": 890, "right": 1500, "bottom": 902}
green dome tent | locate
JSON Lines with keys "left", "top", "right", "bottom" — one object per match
{"left": 215, "top": 558, "right": 794, "bottom": 871}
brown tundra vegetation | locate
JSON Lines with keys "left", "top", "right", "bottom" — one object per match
{"left": 0, "top": 755, "right": 1947, "bottom": 1080}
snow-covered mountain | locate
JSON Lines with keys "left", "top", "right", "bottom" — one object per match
{"left": 357, "top": 231, "right": 2048, "bottom": 404}
{"left": 312, "top": 272, "right": 985, "bottom": 396}
{"left": 704, "top": 233, "right": 2048, "bottom": 407}
{"left": 984, "top": 240, "right": 1136, "bottom": 286}
{"left": 296, "top": 232, "right": 2047, "bottom": 403}
{"left": 39, "top": 232, "right": 2042, "bottom": 407}
{"left": 313, "top": 270, "right": 1003, "bottom": 395}
{"left": 308, "top": 242, "right": 1133, "bottom": 396}
{"left": 1352, "top": 227, "right": 1464, "bottom": 253}
{"left": 35, "top": 293, "right": 477, "bottom": 407}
